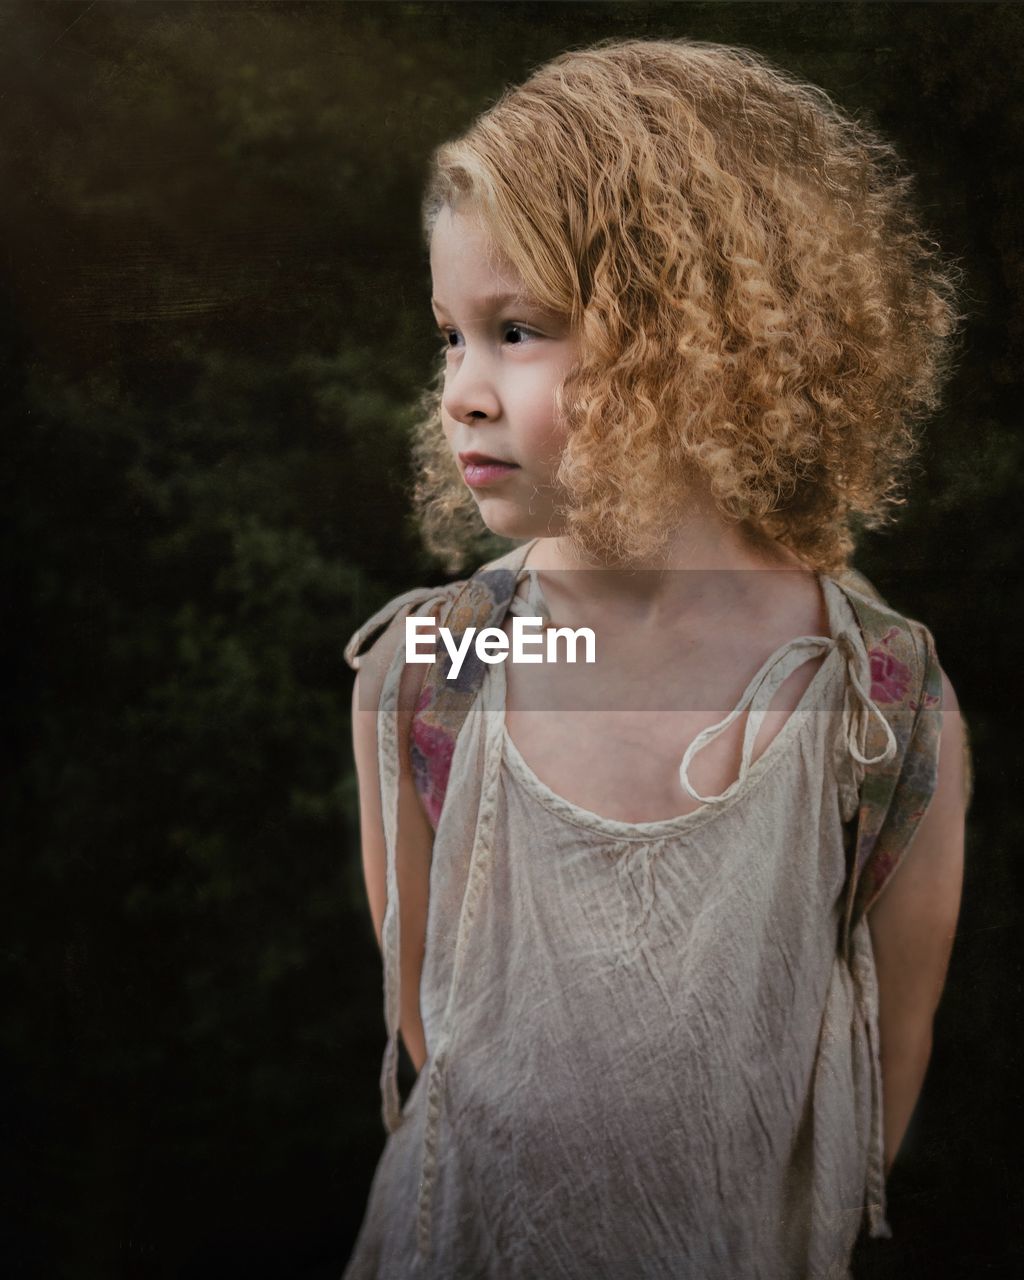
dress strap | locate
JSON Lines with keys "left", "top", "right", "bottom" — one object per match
{"left": 678, "top": 625, "right": 898, "bottom": 804}
{"left": 376, "top": 637, "right": 411, "bottom": 1134}
{"left": 849, "top": 914, "right": 895, "bottom": 1238}
{"left": 414, "top": 667, "right": 508, "bottom": 1261}
{"left": 344, "top": 585, "right": 450, "bottom": 671}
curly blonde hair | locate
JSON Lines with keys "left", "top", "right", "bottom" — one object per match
{"left": 410, "top": 36, "right": 966, "bottom": 574}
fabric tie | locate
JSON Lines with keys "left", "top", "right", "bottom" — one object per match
{"left": 507, "top": 566, "right": 553, "bottom": 624}
{"left": 679, "top": 627, "right": 897, "bottom": 804}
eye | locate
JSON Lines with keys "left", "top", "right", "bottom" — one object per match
{"left": 434, "top": 323, "right": 539, "bottom": 358}
{"left": 437, "top": 328, "right": 460, "bottom": 355}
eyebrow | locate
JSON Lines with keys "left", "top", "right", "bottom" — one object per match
{"left": 431, "top": 291, "right": 534, "bottom": 313}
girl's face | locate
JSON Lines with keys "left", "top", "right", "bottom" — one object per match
{"left": 429, "top": 206, "right": 579, "bottom": 541}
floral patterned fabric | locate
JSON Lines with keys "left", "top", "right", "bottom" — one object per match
{"left": 830, "top": 575, "right": 946, "bottom": 959}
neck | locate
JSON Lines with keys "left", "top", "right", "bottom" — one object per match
{"left": 524, "top": 502, "right": 809, "bottom": 623}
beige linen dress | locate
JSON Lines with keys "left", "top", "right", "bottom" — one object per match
{"left": 343, "top": 544, "right": 895, "bottom": 1279}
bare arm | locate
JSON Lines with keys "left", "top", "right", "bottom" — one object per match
{"left": 867, "top": 667, "right": 967, "bottom": 1175}
{"left": 351, "top": 618, "right": 437, "bottom": 1076}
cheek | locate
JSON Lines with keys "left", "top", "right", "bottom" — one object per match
{"left": 519, "top": 377, "right": 569, "bottom": 460}
{"left": 520, "top": 415, "right": 567, "bottom": 473}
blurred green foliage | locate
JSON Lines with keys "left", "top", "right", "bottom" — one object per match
{"left": 1, "top": 3, "right": 1020, "bottom": 1278}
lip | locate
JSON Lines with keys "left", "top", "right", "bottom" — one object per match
{"left": 458, "top": 450, "right": 520, "bottom": 489}
{"left": 458, "top": 451, "right": 517, "bottom": 467}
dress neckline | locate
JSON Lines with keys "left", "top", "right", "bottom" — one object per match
{"left": 493, "top": 566, "right": 852, "bottom": 840}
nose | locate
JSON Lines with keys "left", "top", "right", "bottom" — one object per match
{"left": 441, "top": 347, "right": 501, "bottom": 426}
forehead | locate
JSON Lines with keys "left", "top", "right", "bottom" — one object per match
{"left": 429, "top": 207, "right": 529, "bottom": 306}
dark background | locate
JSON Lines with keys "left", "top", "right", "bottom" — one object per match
{"left": 1, "top": 2, "right": 1019, "bottom": 1276}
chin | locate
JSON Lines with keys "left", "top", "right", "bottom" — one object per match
{"left": 474, "top": 497, "right": 552, "bottom": 543}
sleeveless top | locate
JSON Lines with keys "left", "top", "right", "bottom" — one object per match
{"left": 342, "top": 542, "right": 908, "bottom": 1280}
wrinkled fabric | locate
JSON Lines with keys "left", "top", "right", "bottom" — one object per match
{"left": 343, "top": 568, "right": 891, "bottom": 1280}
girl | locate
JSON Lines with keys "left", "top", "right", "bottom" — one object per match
{"left": 343, "top": 37, "right": 969, "bottom": 1280}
